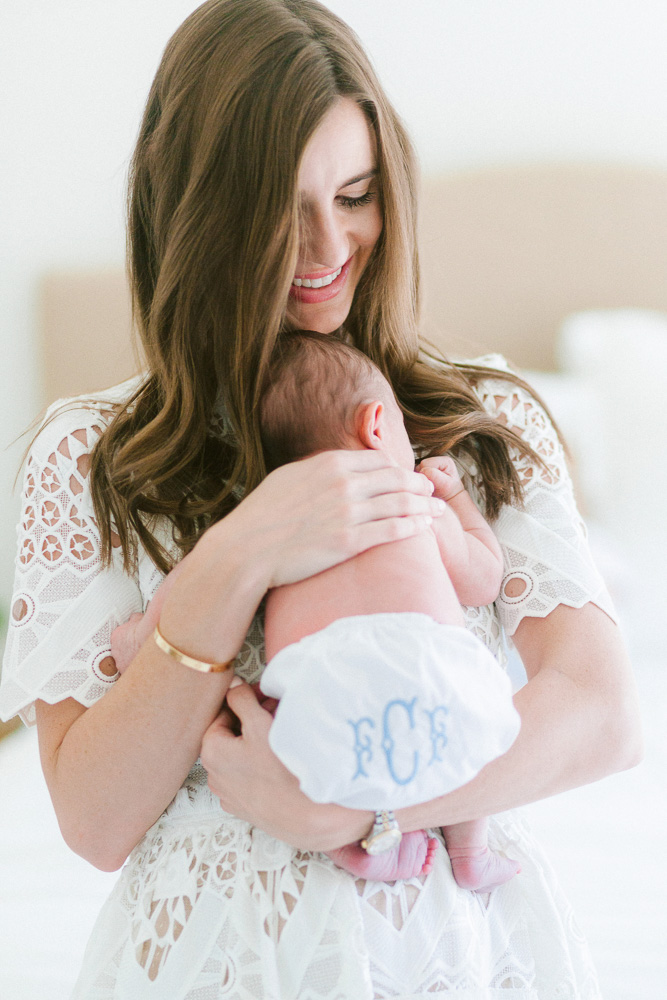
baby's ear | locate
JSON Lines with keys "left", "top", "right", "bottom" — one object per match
{"left": 355, "top": 400, "right": 384, "bottom": 450}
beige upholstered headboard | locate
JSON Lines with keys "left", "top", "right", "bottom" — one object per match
{"left": 40, "top": 269, "right": 139, "bottom": 405}
{"left": 418, "top": 164, "right": 667, "bottom": 370}
{"left": 39, "top": 164, "right": 667, "bottom": 405}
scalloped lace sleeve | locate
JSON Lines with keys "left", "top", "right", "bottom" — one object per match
{"left": 0, "top": 395, "right": 144, "bottom": 726}
{"left": 472, "top": 355, "right": 616, "bottom": 637}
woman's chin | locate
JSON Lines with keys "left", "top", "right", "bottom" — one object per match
{"left": 298, "top": 322, "right": 344, "bottom": 335}
{"left": 286, "top": 298, "right": 352, "bottom": 335}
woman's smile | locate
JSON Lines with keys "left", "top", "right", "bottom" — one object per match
{"left": 289, "top": 256, "right": 351, "bottom": 302}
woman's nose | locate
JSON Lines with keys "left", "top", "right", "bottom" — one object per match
{"left": 299, "top": 208, "right": 349, "bottom": 270}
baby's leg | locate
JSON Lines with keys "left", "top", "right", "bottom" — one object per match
{"left": 443, "top": 818, "right": 520, "bottom": 893}
{"left": 326, "top": 830, "right": 438, "bottom": 881}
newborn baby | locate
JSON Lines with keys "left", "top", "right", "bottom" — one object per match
{"left": 257, "top": 332, "right": 521, "bottom": 890}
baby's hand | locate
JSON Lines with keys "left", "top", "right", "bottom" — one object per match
{"left": 416, "top": 456, "right": 465, "bottom": 502}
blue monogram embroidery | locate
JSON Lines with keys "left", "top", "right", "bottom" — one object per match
{"left": 348, "top": 697, "right": 451, "bottom": 785}
{"left": 348, "top": 716, "right": 375, "bottom": 779}
{"left": 381, "top": 698, "right": 419, "bottom": 785}
{"left": 424, "top": 704, "right": 449, "bottom": 764}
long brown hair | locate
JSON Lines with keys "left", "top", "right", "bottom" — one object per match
{"left": 90, "top": 0, "right": 552, "bottom": 575}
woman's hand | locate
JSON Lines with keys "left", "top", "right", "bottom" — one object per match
{"left": 202, "top": 678, "right": 372, "bottom": 850}
{"left": 159, "top": 449, "right": 442, "bottom": 664}
{"left": 201, "top": 679, "right": 325, "bottom": 848}
{"left": 110, "top": 612, "right": 147, "bottom": 675}
{"left": 229, "top": 449, "right": 442, "bottom": 589}
{"left": 111, "top": 555, "right": 191, "bottom": 673}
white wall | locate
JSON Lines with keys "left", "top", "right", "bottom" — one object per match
{"left": 2, "top": 0, "right": 667, "bottom": 606}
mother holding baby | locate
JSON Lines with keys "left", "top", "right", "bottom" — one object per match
{"left": 0, "top": 1, "right": 642, "bottom": 997}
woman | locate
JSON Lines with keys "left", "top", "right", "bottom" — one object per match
{"left": 0, "top": 0, "right": 641, "bottom": 996}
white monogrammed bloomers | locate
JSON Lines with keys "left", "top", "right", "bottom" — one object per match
{"left": 260, "top": 612, "right": 521, "bottom": 810}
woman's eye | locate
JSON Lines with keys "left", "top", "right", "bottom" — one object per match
{"left": 338, "top": 191, "right": 375, "bottom": 210}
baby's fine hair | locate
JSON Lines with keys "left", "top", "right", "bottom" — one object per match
{"left": 260, "top": 331, "right": 393, "bottom": 471}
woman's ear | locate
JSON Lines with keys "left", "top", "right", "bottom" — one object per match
{"left": 355, "top": 400, "right": 384, "bottom": 450}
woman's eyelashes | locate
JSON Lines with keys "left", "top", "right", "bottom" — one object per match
{"left": 338, "top": 190, "right": 376, "bottom": 210}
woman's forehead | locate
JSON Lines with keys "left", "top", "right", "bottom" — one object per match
{"left": 297, "top": 98, "right": 377, "bottom": 201}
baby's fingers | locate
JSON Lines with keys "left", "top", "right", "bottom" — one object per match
{"left": 418, "top": 466, "right": 452, "bottom": 492}
{"left": 418, "top": 463, "right": 463, "bottom": 501}
{"left": 416, "top": 455, "right": 456, "bottom": 476}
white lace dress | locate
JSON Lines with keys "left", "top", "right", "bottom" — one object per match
{"left": 0, "top": 357, "right": 615, "bottom": 1000}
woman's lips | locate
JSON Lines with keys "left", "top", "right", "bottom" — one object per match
{"left": 289, "top": 257, "right": 352, "bottom": 303}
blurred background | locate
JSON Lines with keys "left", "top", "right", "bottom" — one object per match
{"left": 1, "top": 1, "right": 666, "bottom": 997}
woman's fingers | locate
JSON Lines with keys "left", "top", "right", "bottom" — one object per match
{"left": 207, "top": 703, "right": 241, "bottom": 737}
{"left": 250, "top": 681, "right": 280, "bottom": 716}
{"left": 318, "top": 447, "right": 401, "bottom": 474}
{"left": 110, "top": 614, "right": 145, "bottom": 674}
{"left": 224, "top": 678, "right": 273, "bottom": 736}
{"left": 351, "top": 513, "right": 436, "bottom": 552}
{"left": 363, "top": 470, "right": 435, "bottom": 502}
{"left": 234, "top": 449, "right": 449, "bottom": 588}
{"left": 347, "top": 460, "right": 435, "bottom": 500}
{"left": 311, "top": 450, "right": 434, "bottom": 499}
{"left": 358, "top": 491, "right": 446, "bottom": 523}
{"left": 201, "top": 703, "right": 242, "bottom": 781}
{"left": 201, "top": 678, "right": 304, "bottom": 829}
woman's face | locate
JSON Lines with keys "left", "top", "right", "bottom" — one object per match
{"left": 286, "top": 98, "right": 383, "bottom": 334}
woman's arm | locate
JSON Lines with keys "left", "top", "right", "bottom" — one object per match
{"left": 35, "top": 449, "right": 442, "bottom": 871}
{"left": 394, "top": 601, "right": 643, "bottom": 834}
{"left": 203, "top": 601, "right": 642, "bottom": 852}
{"left": 36, "top": 523, "right": 263, "bottom": 872}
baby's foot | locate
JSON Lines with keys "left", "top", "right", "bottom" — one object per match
{"left": 327, "top": 830, "right": 438, "bottom": 881}
{"left": 447, "top": 845, "right": 520, "bottom": 893}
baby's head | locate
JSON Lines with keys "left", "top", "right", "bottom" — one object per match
{"left": 260, "top": 331, "right": 415, "bottom": 472}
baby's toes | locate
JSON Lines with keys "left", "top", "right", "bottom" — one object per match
{"left": 421, "top": 836, "right": 439, "bottom": 874}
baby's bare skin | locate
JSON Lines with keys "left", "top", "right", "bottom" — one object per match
{"left": 264, "top": 528, "right": 463, "bottom": 662}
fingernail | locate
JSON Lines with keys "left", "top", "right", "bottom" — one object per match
{"left": 424, "top": 515, "right": 433, "bottom": 525}
{"left": 229, "top": 675, "right": 242, "bottom": 688}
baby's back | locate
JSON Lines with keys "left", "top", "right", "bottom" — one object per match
{"left": 264, "top": 527, "right": 463, "bottom": 661}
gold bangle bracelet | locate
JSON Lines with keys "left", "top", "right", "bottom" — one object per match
{"left": 153, "top": 623, "right": 235, "bottom": 674}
